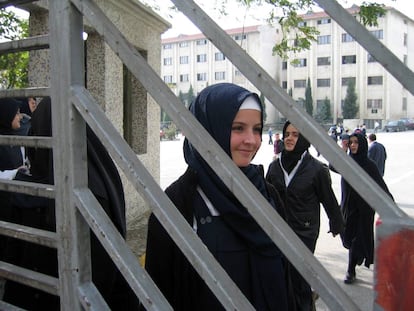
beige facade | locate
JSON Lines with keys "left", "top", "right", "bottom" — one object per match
{"left": 161, "top": 6, "right": 414, "bottom": 128}
{"left": 23, "top": 0, "right": 170, "bottom": 257}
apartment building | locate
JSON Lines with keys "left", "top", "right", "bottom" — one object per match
{"left": 161, "top": 6, "right": 414, "bottom": 126}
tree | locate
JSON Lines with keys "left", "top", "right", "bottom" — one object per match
{"left": 314, "top": 96, "right": 332, "bottom": 124}
{"left": 237, "top": 0, "right": 387, "bottom": 60}
{"left": 342, "top": 79, "right": 358, "bottom": 119}
{"left": 187, "top": 84, "right": 195, "bottom": 107}
{"left": 305, "top": 77, "right": 313, "bottom": 116}
{"left": 0, "top": 8, "right": 29, "bottom": 89}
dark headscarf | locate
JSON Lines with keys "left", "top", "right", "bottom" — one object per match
{"left": 280, "top": 120, "right": 310, "bottom": 173}
{"left": 0, "top": 98, "right": 20, "bottom": 133}
{"left": 183, "top": 83, "right": 278, "bottom": 255}
{"left": 349, "top": 133, "right": 370, "bottom": 166}
{"left": 15, "top": 97, "right": 32, "bottom": 116}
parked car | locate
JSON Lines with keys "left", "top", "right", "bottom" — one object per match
{"left": 399, "top": 118, "right": 414, "bottom": 130}
{"left": 384, "top": 120, "right": 406, "bottom": 132}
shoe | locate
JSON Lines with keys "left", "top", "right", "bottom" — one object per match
{"left": 344, "top": 272, "right": 356, "bottom": 284}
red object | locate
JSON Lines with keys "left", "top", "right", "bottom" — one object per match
{"left": 375, "top": 229, "right": 414, "bottom": 311}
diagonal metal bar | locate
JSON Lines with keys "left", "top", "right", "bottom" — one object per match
{"left": 0, "top": 35, "right": 49, "bottom": 54}
{"left": 74, "top": 188, "right": 171, "bottom": 311}
{"left": 315, "top": 0, "right": 414, "bottom": 96}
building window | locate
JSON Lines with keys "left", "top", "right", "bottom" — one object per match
{"left": 342, "top": 55, "right": 356, "bottom": 64}
{"left": 215, "top": 71, "right": 225, "bottom": 80}
{"left": 404, "top": 33, "right": 407, "bottom": 46}
{"left": 403, "top": 97, "right": 407, "bottom": 111}
{"left": 404, "top": 54, "right": 408, "bottom": 65}
{"left": 179, "top": 41, "right": 188, "bottom": 47}
{"left": 282, "top": 61, "right": 288, "bottom": 70}
{"left": 298, "top": 21, "right": 307, "bottom": 27}
{"left": 367, "top": 99, "right": 382, "bottom": 109}
{"left": 370, "top": 29, "right": 383, "bottom": 39}
{"left": 196, "top": 39, "right": 207, "bottom": 45}
{"left": 342, "top": 77, "right": 356, "bottom": 86}
{"left": 179, "top": 56, "right": 189, "bottom": 64}
{"left": 215, "top": 52, "right": 225, "bottom": 61}
{"left": 317, "top": 57, "right": 331, "bottom": 66}
{"left": 180, "top": 74, "right": 189, "bottom": 82}
{"left": 197, "top": 73, "right": 207, "bottom": 81}
{"left": 197, "top": 54, "right": 207, "bottom": 63}
{"left": 317, "top": 35, "right": 331, "bottom": 45}
{"left": 235, "top": 70, "right": 242, "bottom": 76}
{"left": 234, "top": 34, "right": 247, "bottom": 40}
{"left": 317, "top": 78, "right": 330, "bottom": 87}
{"left": 342, "top": 33, "right": 355, "bottom": 42}
{"left": 282, "top": 81, "right": 287, "bottom": 89}
{"left": 367, "top": 76, "right": 383, "bottom": 85}
{"left": 317, "top": 18, "right": 331, "bottom": 24}
{"left": 293, "top": 58, "right": 307, "bottom": 67}
{"left": 163, "top": 57, "right": 172, "bottom": 65}
{"left": 294, "top": 79, "right": 306, "bottom": 88}
{"left": 367, "top": 54, "right": 377, "bottom": 63}
{"left": 163, "top": 44, "right": 172, "bottom": 49}
{"left": 163, "top": 75, "right": 173, "bottom": 83}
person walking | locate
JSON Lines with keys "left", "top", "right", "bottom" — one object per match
{"left": 367, "top": 133, "right": 387, "bottom": 176}
{"left": 273, "top": 132, "right": 284, "bottom": 159}
{"left": 266, "top": 121, "right": 344, "bottom": 311}
{"left": 144, "top": 83, "right": 290, "bottom": 310}
{"left": 268, "top": 127, "right": 274, "bottom": 145}
{"left": 340, "top": 133, "right": 393, "bottom": 285}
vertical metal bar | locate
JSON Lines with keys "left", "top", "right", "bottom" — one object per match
{"left": 49, "top": 1, "right": 90, "bottom": 310}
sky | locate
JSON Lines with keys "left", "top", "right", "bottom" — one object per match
{"left": 146, "top": 0, "right": 414, "bottom": 38}
{"left": 8, "top": 0, "right": 414, "bottom": 38}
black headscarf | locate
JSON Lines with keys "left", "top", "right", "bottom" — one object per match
{"left": 15, "top": 97, "right": 32, "bottom": 116}
{"left": 280, "top": 120, "right": 310, "bottom": 173}
{"left": 349, "top": 133, "right": 370, "bottom": 166}
{"left": 183, "top": 83, "right": 278, "bottom": 255}
{"left": 0, "top": 98, "right": 23, "bottom": 170}
{"left": 0, "top": 98, "right": 20, "bottom": 133}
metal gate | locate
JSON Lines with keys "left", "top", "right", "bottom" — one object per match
{"left": 0, "top": 0, "right": 413, "bottom": 310}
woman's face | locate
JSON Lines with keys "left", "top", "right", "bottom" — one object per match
{"left": 11, "top": 109, "right": 21, "bottom": 130}
{"left": 283, "top": 124, "right": 300, "bottom": 152}
{"left": 230, "top": 109, "right": 262, "bottom": 167}
{"left": 349, "top": 136, "right": 359, "bottom": 154}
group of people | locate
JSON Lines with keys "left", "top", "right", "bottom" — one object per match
{"left": 1, "top": 83, "right": 392, "bottom": 310}
{"left": 0, "top": 97, "right": 139, "bottom": 310}
{"left": 144, "top": 83, "right": 393, "bottom": 311}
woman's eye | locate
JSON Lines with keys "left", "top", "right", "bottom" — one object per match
{"left": 232, "top": 125, "right": 243, "bottom": 131}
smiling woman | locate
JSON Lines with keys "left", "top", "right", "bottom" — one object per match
{"left": 144, "top": 83, "right": 291, "bottom": 310}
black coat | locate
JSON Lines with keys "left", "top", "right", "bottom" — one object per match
{"left": 145, "top": 167, "right": 290, "bottom": 311}
{"left": 266, "top": 152, "right": 344, "bottom": 252}
{"left": 341, "top": 139, "right": 392, "bottom": 268}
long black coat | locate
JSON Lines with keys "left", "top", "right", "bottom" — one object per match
{"left": 266, "top": 152, "right": 344, "bottom": 252}
{"left": 341, "top": 134, "right": 393, "bottom": 268}
{"left": 145, "top": 167, "right": 290, "bottom": 311}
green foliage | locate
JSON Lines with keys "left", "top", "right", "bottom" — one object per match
{"left": 0, "top": 8, "right": 29, "bottom": 89}
{"left": 305, "top": 77, "right": 313, "bottom": 116}
{"left": 342, "top": 79, "right": 358, "bottom": 119}
{"left": 314, "top": 96, "right": 332, "bottom": 123}
{"left": 235, "top": 0, "right": 387, "bottom": 60}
